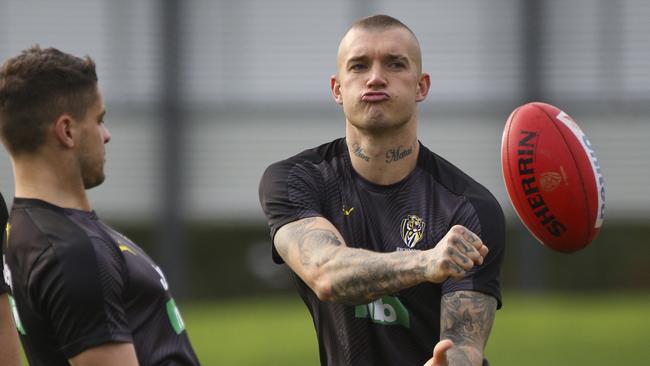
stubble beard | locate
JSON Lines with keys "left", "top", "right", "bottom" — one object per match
{"left": 83, "top": 170, "right": 105, "bottom": 189}
{"left": 80, "top": 154, "right": 106, "bottom": 189}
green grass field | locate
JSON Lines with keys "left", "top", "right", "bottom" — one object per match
{"left": 182, "top": 292, "right": 650, "bottom": 365}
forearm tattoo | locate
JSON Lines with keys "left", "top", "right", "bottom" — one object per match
{"left": 281, "top": 218, "right": 430, "bottom": 305}
{"left": 441, "top": 291, "right": 497, "bottom": 365}
{"left": 328, "top": 249, "right": 429, "bottom": 305}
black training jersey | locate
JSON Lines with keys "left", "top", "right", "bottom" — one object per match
{"left": 259, "top": 138, "right": 505, "bottom": 366}
{"left": 1, "top": 192, "right": 8, "bottom": 294}
{"left": 3, "top": 198, "right": 200, "bottom": 366}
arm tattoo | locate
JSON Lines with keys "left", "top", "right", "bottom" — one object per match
{"left": 441, "top": 291, "right": 497, "bottom": 365}
{"left": 275, "top": 217, "right": 317, "bottom": 259}
{"left": 282, "top": 218, "right": 431, "bottom": 305}
{"left": 328, "top": 249, "right": 429, "bottom": 305}
{"left": 297, "top": 228, "right": 342, "bottom": 267}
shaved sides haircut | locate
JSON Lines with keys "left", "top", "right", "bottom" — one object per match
{"left": 0, "top": 45, "right": 98, "bottom": 155}
{"left": 350, "top": 14, "right": 417, "bottom": 36}
{"left": 340, "top": 14, "right": 423, "bottom": 74}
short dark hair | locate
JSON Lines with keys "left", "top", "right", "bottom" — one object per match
{"left": 350, "top": 14, "right": 416, "bottom": 36}
{"left": 0, "top": 45, "right": 98, "bottom": 155}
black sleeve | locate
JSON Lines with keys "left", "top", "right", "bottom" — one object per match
{"left": 259, "top": 158, "right": 324, "bottom": 263}
{"left": 442, "top": 194, "right": 506, "bottom": 309}
{"left": 0, "top": 193, "right": 9, "bottom": 294}
{"left": 29, "top": 234, "right": 132, "bottom": 357}
{"left": 0, "top": 194, "right": 7, "bottom": 229}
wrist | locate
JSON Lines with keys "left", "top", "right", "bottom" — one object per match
{"left": 416, "top": 251, "right": 436, "bottom": 283}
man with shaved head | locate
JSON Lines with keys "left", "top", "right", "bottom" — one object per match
{"left": 260, "top": 15, "right": 504, "bottom": 366}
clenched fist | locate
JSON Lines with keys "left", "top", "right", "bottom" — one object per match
{"left": 423, "top": 225, "right": 488, "bottom": 283}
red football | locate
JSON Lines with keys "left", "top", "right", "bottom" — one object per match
{"left": 501, "top": 102, "right": 605, "bottom": 252}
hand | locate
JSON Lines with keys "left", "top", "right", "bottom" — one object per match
{"left": 423, "top": 339, "right": 454, "bottom": 366}
{"left": 424, "top": 225, "right": 488, "bottom": 283}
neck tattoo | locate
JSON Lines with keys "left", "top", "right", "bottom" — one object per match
{"left": 352, "top": 143, "right": 371, "bottom": 162}
{"left": 385, "top": 145, "right": 413, "bottom": 163}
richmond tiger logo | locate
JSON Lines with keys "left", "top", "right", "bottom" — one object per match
{"left": 400, "top": 215, "right": 425, "bottom": 248}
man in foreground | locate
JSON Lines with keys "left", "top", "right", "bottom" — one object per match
{"left": 0, "top": 46, "right": 199, "bottom": 365}
{"left": 259, "top": 15, "right": 505, "bottom": 365}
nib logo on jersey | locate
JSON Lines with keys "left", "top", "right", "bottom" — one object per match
{"left": 3, "top": 255, "right": 26, "bottom": 335}
{"left": 355, "top": 296, "right": 410, "bottom": 328}
{"left": 400, "top": 215, "right": 425, "bottom": 248}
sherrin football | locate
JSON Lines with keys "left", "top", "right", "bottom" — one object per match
{"left": 501, "top": 102, "right": 605, "bottom": 252}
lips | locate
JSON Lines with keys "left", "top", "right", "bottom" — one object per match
{"left": 361, "top": 91, "right": 389, "bottom": 102}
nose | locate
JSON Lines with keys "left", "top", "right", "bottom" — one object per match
{"left": 366, "top": 64, "right": 387, "bottom": 89}
{"left": 102, "top": 125, "right": 111, "bottom": 144}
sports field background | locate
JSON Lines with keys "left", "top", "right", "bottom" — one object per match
{"left": 3, "top": 2, "right": 650, "bottom": 365}
{"left": 182, "top": 293, "right": 650, "bottom": 365}
{"left": 17, "top": 292, "right": 650, "bottom": 365}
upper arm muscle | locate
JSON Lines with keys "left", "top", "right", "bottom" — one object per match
{"left": 274, "top": 217, "right": 346, "bottom": 290}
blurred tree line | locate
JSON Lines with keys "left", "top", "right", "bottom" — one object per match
{"left": 115, "top": 220, "right": 650, "bottom": 300}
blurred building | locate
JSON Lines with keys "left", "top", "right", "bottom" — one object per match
{"left": 1, "top": 0, "right": 648, "bottom": 295}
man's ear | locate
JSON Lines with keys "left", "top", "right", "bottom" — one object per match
{"left": 53, "top": 115, "right": 75, "bottom": 148}
{"left": 330, "top": 74, "right": 343, "bottom": 105}
{"left": 415, "top": 73, "right": 431, "bottom": 103}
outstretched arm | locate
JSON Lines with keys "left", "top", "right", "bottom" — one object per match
{"left": 274, "top": 217, "right": 488, "bottom": 305}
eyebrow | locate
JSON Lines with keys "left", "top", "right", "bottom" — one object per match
{"left": 346, "top": 54, "right": 411, "bottom": 66}
{"left": 346, "top": 55, "right": 369, "bottom": 65}
{"left": 386, "top": 54, "right": 410, "bottom": 63}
